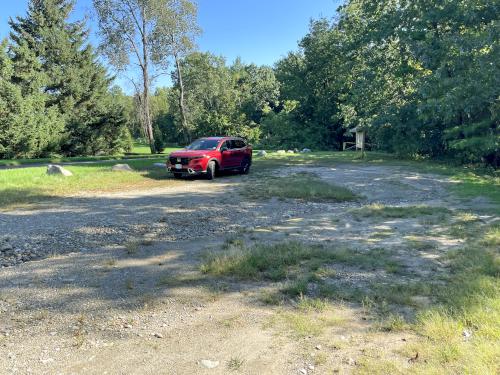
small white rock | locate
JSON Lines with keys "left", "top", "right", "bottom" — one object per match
{"left": 299, "top": 369, "right": 307, "bottom": 375}
{"left": 200, "top": 359, "right": 219, "bottom": 369}
{"left": 153, "top": 333, "right": 163, "bottom": 338}
{"left": 315, "top": 345, "right": 322, "bottom": 350}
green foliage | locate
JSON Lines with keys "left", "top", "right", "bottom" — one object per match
{"left": 0, "top": 39, "right": 64, "bottom": 158}
{"left": 162, "top": 52, "right": 279, "bottom": 145}
{"left": 1, "top": 0, "right": 133, "bottom": 159}
{"left": 272, "top": 0, "right": 499, "bottom": 166}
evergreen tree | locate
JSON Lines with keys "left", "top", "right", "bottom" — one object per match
{"left": 0, "top": 39, "right": 64, "bottom": 158}
{"left": 8, "top": 0, "right": 130, "bottom": 156}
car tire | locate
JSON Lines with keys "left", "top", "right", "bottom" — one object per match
{"left": 240, "top": 158, "right": 251, "bottom": 174}
{"left": 206, "top": 161, "right": 216, "bottom": 180}
{"left": 173, "top": 173, "right": 182, "bottom": 179}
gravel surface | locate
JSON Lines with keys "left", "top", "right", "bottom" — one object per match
{"left": 0, "top": 163, "right": 497, "bottom": 375}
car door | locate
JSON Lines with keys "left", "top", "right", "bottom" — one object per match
{"left": 231, "top": 139, "right": 246, "bottom": 166}
{"left": 219, "top": 140, "right": 235, "bottom": 169}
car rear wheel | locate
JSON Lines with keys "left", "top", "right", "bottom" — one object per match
{"left": 240, "top": 158, "right": 251, "bottom": 174}
{"left": 206, "top": 161, "right": 216, "bottom": 180}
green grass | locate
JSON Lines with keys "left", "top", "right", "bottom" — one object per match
{"left": 227, "top": 357, "right": 245, "bottom": 371}
{"left": 351, "top": 203, "right": 451, "bottom": 219}
{"left": 201, "top": 241, "right": 337, "bottom": 281}
{"left": 201, "top": 241, "right": 404, "bottom": 303}
{"left": 243, "top": 172, "right": 358, "bottom": 202}
{"left": 355, "top": 218, "right": 500, "bottom": 374}
{"left": 0, "top": 142, "right": 179, "bottom": 167}
{"left": 0, "top": 158, "right": 177, "bottom": 208}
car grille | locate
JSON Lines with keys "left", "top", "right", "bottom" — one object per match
{"left": 169, "top": 157, "right": 189, "bottom": 165}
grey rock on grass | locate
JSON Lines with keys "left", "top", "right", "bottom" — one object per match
{"left": 111, "top": 164, "right": 133, "bottom": 172}
{"left": 47, "top": 164, "right": 73, "bottom": 176}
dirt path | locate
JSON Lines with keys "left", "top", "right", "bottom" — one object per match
{"left": 0, "top": 164, "right": 496, "bottom": 374}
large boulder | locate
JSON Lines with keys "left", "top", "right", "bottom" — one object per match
{"left": 111, "top": 164, "right": 133, "bottom": 172}
{"left": 301, "top": 148, "right": 312, "bottom": 153}
{"left": 257, "top": 150, "right": 267, "bottom": 157}
{"left": 287, "top": 150, "right": 294, "bottom": 154}
{"left": 153, "top": 163, "right": 166, "bottom": 168}
{"left": 47, "top": 164, "right": 73, "bottom": 177}
{"left": 277, "top": 150, "right": 287, "bottom": 154}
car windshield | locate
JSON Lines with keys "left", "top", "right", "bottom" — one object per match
{"left": 185, "top": 139, "right": 220, "bottom": 151}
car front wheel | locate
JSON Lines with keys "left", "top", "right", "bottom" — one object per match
{"left": 206, "top": 161, "right": 216, "bottom": 180}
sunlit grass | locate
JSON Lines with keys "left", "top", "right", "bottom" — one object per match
{"left": 351, "top": 203, "right": 451, "bottom": 219}
{"left": 0, "top": 158, "right": 177, "bottom": 208}
{"left": 243, "top": 172, "right": 358, "bottom": 202}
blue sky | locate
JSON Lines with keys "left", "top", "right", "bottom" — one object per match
{"left": 0, "top": 0, "right": 341, "bottom": 89}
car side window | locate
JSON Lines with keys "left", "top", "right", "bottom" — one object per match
{"left": 232, "top": 140, "right": 245, "bottom": 149}
{"left": 220, "top": 141, "right": 229, "bottom": 150}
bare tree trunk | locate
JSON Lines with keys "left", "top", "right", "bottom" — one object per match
{"left": 174, "top": 53, "right": 191, "bottom": 145}
{"left": 142, "top": 76, "right": 154, "bottom": 156}
{"left": 141, "top": 7, "right": 155, "bottom": 154}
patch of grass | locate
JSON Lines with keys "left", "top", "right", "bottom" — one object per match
{"left": 258, "top": 291, "right": 285, "bottom": 306}
{"left": 227, "top": 357, "right": 245, "bottom": 371}
{"left": 0, "top": 158, "right": 179, "bottom": 208}
{"left": 352, "top": 204, "right": 451, "bottom": 219}
{"left": 369, "top": 230, "right": 394, "bottom": 239}
{"left": 243, "top": 172, "right": 358, "bottom": 202}
{"left": 275, "top": 309, "right": 346, "bottom": 338}
{"left": 279, "top": 312, "right": 325, "bottom": 337}
{"left": 449, "top": 172, "right": 500, "bottom": 206}
{"left": 282, "top": 278, "right": 309, "bottom": 297}
{"left": 405, "top": 237, "right": 438, "bottom": 252}
{"left": 125, "top": 241, "right": 139, "bottom": 255}
{"left": 481, "top": 224, "right": 500, "bottom": 247}
{"left": 364, "top": 219, "right": 500, "bottom": 373}
{"left": 218, "top": 315, "right": 244, "bottom": 329}
{"left": 222, "top": 234, "right": 245, "bottom": 250}
{"left": 375, "top": 314, "right": 408, "bottom": 332}
{"left": 297, "top": 297, "right": 329, "bottom": 312}
{"left": 202, "top": 242, "right": 400, "bottom": 283}
{"left": 201, "top": 241, "right": 338, "bottom": 281}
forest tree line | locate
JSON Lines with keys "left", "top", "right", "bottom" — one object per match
{"left": 0, "top": 0, "right": 498, "bottom": 166}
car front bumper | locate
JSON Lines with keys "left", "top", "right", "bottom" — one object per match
{"left": 167, "top": 166, "right": 206, "bottom": 175}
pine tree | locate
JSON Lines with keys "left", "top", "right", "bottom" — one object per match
{"left": 8, "top": 0, "right": 130, "bottom": 156}
{"left": 0, "top": 39, "right": 64, "bottom": 158}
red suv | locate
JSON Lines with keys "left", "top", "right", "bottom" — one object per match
{"left": 167, "top": 137, "right": 253, "bottom": 179}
